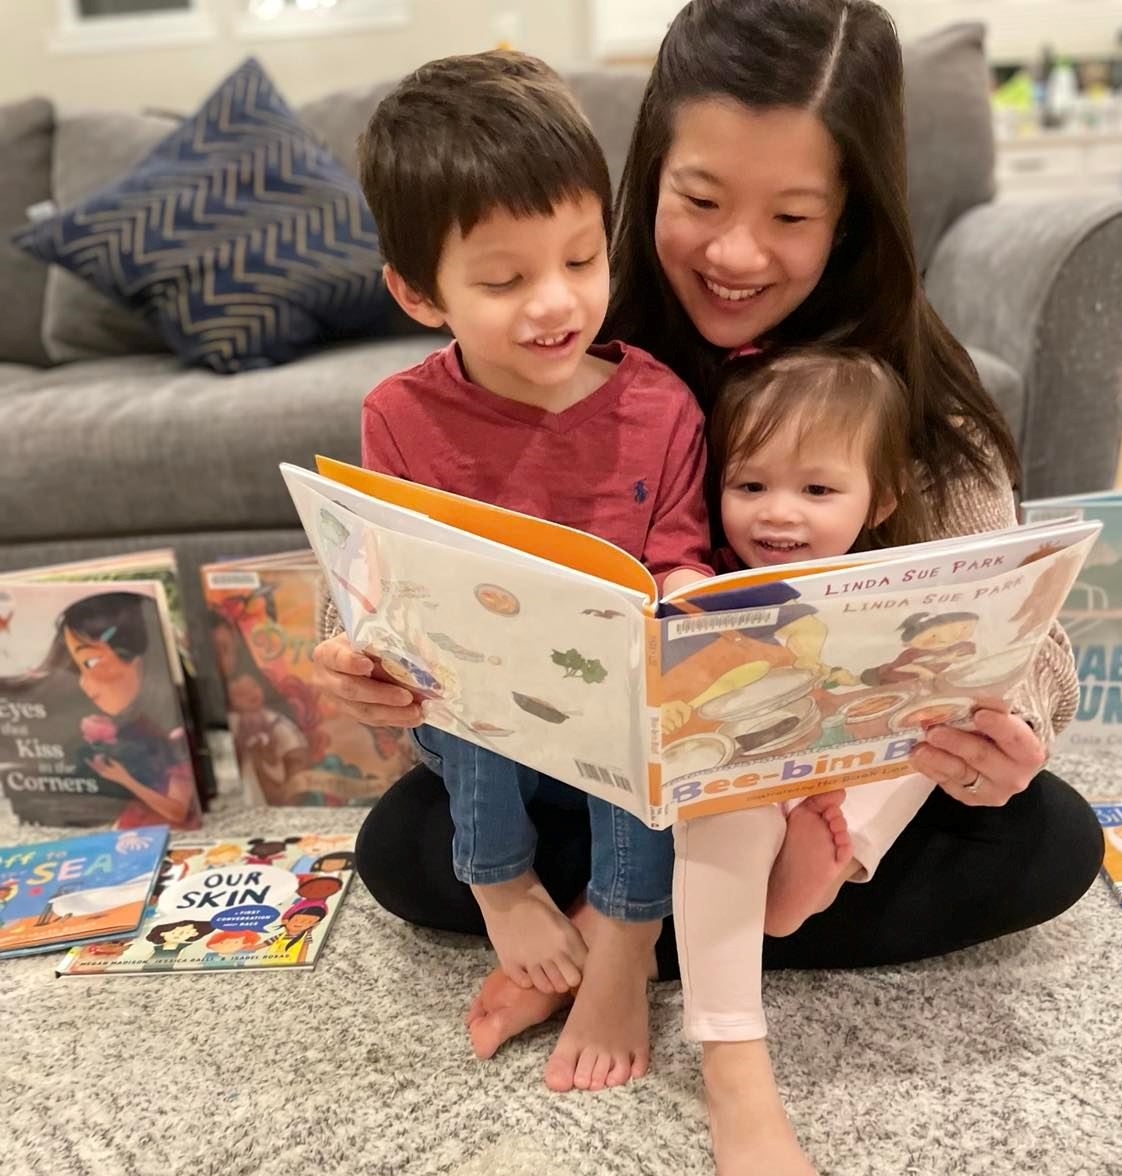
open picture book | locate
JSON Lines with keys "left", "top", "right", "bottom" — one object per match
{"left": 281, "top": 457, "right": 1098, "bottom": 830}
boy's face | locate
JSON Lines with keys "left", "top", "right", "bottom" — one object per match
{"left": 721, "top": 417, "right": 882, "bottom": 567}
{"left": 387, "top": 193, "right": 609, "bottom": 404}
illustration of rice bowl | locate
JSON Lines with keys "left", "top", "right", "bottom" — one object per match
{"left": 663, "top": 732, "right": 736, "bottom": 777}
{"left": 697, "top": 667, "right": 816, "bottom": 722}
{"left": 888, "top": 695, "right": 974, "bottom": 732}
{"left": 837, "top": 689, "right": 912, "bottom": 726}
{"left": 719, "top": 696, "right": 820, "bottom": 757}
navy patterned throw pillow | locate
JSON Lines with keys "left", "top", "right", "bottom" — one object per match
{"left": 13, "top": 58, "right": 390, "bottom": 373}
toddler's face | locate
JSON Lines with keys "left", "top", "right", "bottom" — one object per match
{"left": 721, "top": 417, "right": 877, "bottom": 567}
{"left": 421, "top": 192, "right": 609, "bottom": 403}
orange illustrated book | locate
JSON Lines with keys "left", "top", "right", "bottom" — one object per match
{"left": 279, "top": 458, "right": 1099, "bottom": 830}
{"left": 201, "top": 551, "right": 416, "bottom": 806}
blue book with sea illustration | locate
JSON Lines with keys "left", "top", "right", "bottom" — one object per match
{"left": 0, "top": 825, "right": 168, "bottom": 958}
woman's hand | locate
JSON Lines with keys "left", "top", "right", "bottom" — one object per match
{"left": 312, "top": 633, "right": 424, "bottom": 729}
{"left": 908, "top": 707, "right": 1046, "bottom": 807}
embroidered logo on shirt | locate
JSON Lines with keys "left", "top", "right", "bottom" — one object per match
{"left": 633, "top": 479, "right": 648, "bottom": 504}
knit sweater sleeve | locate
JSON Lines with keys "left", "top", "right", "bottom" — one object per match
{"left": 936, "top": 457, "right": 1078, "bottom": 746}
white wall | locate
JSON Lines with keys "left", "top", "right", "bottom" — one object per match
{"left": 0, "top": 0, "right": 588, "bottom": 111}
{"left": 3, "top": 0, "right": 1121, "bottom": 112}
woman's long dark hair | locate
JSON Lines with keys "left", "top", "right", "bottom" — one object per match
{"left": 604, "top": 0, "right": 1019, "bottom": 520}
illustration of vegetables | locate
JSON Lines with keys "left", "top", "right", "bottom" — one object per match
{"left": 551, "top": 648, "right": 608, "bottom": 685}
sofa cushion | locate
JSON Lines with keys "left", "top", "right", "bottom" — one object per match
{"left": 299, "top": 68, "right": 652, "bottom": 198}
{"left": 42, "top": 109, "right": 176, "bottom": 362}
{"left": 0, "top": 335, "right": 442, "bottom": 544}
{"left": 0, "top": 98, "right": 54, "bottom": 366}
{"left": 15, "top": 58, "right": 392, "bottom": 374}
{"left": 903, "top": 23, "right": 996, "bottom": 274}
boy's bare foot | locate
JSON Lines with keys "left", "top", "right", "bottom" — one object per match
{"left": 542, "top": 905, "right": 658, "bottom": 1093}
{"left": 465, "top": 967, "right": 572, "bottom": 1059}
{"left": 472, "top": 870, "right": 587, "bottom": 994}
{"left": 764, "top": 790, "right": 854, "bottom": 938}
{"left": 703, "top": 1040, "right": 817, "bottom": 1176}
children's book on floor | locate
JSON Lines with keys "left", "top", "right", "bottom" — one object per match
{"left": 1022, "top": 491, "right": 1122, "bottom": 753}
{"left": 0, "top": 826, "right": 168, "bottom": 958}
{"left": 56, "top": 833, "right": 354, "bottom": 976}
{"left": 281, "top": 457, "right": 1100, "bottom": 830}
{"left": 0, "top": 548, "right": 215, "bottom": 806}
{"left": 201, "top": 550, "right": 417, "bottom": 807}
{"left": 1091, "top": 803, "right": 1122, "bottom": 906}
{"left": 0, "top": 572, "right": 206, "bottom": 830}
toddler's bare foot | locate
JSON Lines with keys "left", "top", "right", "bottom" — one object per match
{"left": 704, "top": 1040, "right": 817, "bottom": 1176}
{"left": 542, "top": 906, "right": 658, "bottom": 1093}
{"left": 472, "top": 870, "right": 587, "bottom": 994}
{"left": 465, "top": 966, "right": 571, "bottom": 1060}
{"left": 764, "top": 790, "right": 854, "bottom": 937}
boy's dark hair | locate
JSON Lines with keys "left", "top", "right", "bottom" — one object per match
{"left": 708, "top": 346, "right": 932, "bottom": 552}
{"left": 358, "top": 50, "right": 612, "bottom": 305}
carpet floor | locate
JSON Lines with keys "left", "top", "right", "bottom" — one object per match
{"left": 0, "top": 741, "right": 1116, "bottom": 1176}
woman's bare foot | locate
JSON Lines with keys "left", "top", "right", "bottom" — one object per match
{"left": 465, "top": 967, "right": 571, "bottom": 1059}
{"left": 764, "top": 790, "right": 854, "bottom": 937}
{"left": 472, "top": 870, "right": 587, "bottom": 993}
{"left": 542, "top": 906, "right": 659, "bottom": 1093}
{"left": 703, "top": 1040, "right": 817, "bottom": 1176}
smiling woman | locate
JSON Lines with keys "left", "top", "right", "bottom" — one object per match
{"left": 654, "top": 103, "right": 845, "bottom": 354}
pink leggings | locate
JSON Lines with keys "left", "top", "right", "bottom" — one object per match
{"left": 672, "top": 773, "right": 935, "bottom": 1041}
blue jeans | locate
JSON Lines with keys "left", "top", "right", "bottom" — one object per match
{"left": 412, "top": 725, "right": 672, "bottom": 922}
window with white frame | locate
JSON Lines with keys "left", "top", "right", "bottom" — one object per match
{"left": 51, "top": 0, "right": 216, "bottom": 53}
{"left": 239, "top": 0, "right": 409, "bottom": 40}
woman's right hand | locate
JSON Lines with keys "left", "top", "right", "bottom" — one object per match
{"left": 311, "top": 633, "right": 424, "bottom": 728}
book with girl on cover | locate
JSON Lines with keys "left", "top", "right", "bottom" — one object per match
{"left": 1022, "top": 491, "right": 1122, "bottom": 752}
{"left": 0, "top": 576, "right": 205, "bottom": 830}
{"left": 56, "top": 834, "right": 354, "bottom": 975}
{"left": 0, "top": 548, "right": 215, "bottom": 806}
{"left": 281, "top": 457, "right": 1099, "bottom": 831}
{"left": 201, "top": 550, "right": 417, "bottom": 806}
{"left": 0, "top": 826, "right": 168, "bottom": 958}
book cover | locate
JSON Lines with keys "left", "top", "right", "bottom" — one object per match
{"left": 201, "top": 552, "right": 417, "bottom": 806}
{"left": 1091, "top": 802, "right": 1122, "bottom": 906}
{"left": 0, "top": 580, "right": 204, "bottom": 830}
{"left": 282, "top": 457, "right": 1099, "bottom": 828}
{"left": 1022, "top": 491, "right": 1122, "bottom": 752}
{"left": 56, "top": 834, "right": 354, "bottom": 975}
{"left": 0, "top": 825, "right": 168, "bottom": 958}
{"left": 0, "top": 549, "right": 216, "bottom": 805}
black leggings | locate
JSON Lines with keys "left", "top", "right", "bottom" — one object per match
{"left": 355, "top": 764, "right": 1104, "bottom": 979}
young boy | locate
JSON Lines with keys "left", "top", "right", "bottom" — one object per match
{"left": 356, "top": 50, "right": 712, "bottom": 1091}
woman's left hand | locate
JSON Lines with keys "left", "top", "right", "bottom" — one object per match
{"left": 908, "top": 706, "right": 1046, "bottom": 807}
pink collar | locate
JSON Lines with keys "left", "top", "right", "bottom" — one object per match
{"left": 726, "top": 343, "right": 763, "bottom": 360}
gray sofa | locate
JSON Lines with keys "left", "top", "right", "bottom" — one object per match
{"left": 2, "top": 24, "right": 1121, "bottom": 728}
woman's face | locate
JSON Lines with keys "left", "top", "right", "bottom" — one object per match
{"left": 64, "top": 627, "right": 142, "bottom": 716}
{"left": 655, "top": 100, "right": 845, "bottom": 349}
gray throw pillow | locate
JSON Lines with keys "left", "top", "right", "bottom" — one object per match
{"left": 0, "top": 97, "right": 53, "bottom": 366}
{"left": 903, "top": 22, "right": 996, "bottom": 275}
{"left": 42, "top": 109, "right": 176, "bottom": 363}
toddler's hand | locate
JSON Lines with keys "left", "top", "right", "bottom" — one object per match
{"left": 312, "top": 632, "right": 424, "bottom": 729}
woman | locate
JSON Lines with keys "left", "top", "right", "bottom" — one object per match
{"left": 313, "top": 0, "right": 1101, "bottom": 1168}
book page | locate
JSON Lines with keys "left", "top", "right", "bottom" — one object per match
{"left": 284, "top": 467, "right": 652, "bottom": 819}
{"left": 316, "top": 456, "right": 657, "bottom": 601}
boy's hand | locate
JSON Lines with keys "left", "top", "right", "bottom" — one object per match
{"left": 312, "top": 633, "right": 424, "bottom": 728}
